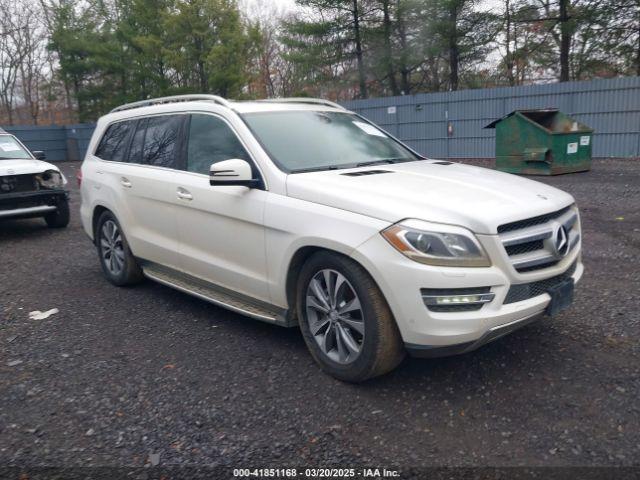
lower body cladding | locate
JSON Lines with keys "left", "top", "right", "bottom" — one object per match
{"left": 0, "top": 189, "right": 68, "bottom": 219}
{"left": 351, "top": 233, "right": 583, "bottom": 358}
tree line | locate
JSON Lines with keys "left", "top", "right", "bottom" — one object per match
{"left": 1, "top": 0, "right": 638, "bottom": 124}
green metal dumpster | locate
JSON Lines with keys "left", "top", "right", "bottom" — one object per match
{"left": 485, "top": 109, "right": 593, "bottom": 175}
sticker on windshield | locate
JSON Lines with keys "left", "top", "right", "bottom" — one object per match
{"left": 352, "top": 121, "right": 387, "bottom": 137}
{"left": 0, "top": 143, "right": 21, "bottom": 152}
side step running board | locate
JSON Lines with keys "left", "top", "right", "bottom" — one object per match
{"left": 142, "top": 263, "right": 294, "bottom": 327}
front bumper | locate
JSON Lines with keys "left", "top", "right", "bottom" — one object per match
{"left": 351, "top": 232, "right": 583, "bottom": 352}
{"left": 405, "top": 310, "right": 544, "bottom": 357}
{"left": 0, "top": 190, "right": 68, "bottom": 219}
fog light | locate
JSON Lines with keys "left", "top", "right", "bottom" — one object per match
{"left": 421, "top": 289, "right": 495, "bottom": 311}
{"left": 434, "top": 295, "right": 491, "bottom": 305}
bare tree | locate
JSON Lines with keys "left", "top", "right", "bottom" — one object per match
{"left": 17, "top": 3, "right": 51, "bottom": 124}
{"left": 0, "top": 0, "right": 53, "bottom": 125}
{"left": 0, "top": 0, "right": 25, "bottom": 124}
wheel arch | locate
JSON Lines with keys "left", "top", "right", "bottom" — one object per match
{"left": 91, "top": 205, "right": 111, "bottom": 244}
{"left": 283, "top": 244, "right": 382, "bottom": 325}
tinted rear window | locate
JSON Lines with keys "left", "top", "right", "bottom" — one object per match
{"left": 141, "top": 115, "right": 184, "bottom": 168}
{"left": 127, "top": 118, "right": 147, "bottom": 164}
{"left": 95, "top": 120, "right": 135, "bottom": 161}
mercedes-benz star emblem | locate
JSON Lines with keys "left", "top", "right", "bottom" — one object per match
{"left": 554, "top": 225, "right": 570, "bottom": 257}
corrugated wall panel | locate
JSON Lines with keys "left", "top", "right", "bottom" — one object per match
{"left": 4, "top": 125, "right": 67, "bottom": 161}
{"left": 2, "top": 77, "right": 639, "bottom": 161}
{"left": 1, "top": 124, "right": 96, "bottom": 162}
{"left": 343, "top": 76, "right": 640, "bottom": 158}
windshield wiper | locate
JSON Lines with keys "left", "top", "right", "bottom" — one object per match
{"left": 291, "top": 165, "right": 341, "bottom": 174}
{"left": 356, "top": 158, "right": 403, "bottom": 167}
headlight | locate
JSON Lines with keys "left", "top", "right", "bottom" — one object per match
{"left": 381, "top": 219, "right": 491, "bottom": 267}
{"left": 36, "top": 170, "right": 66, "bottom": 189}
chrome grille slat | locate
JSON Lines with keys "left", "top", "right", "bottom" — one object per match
{"left": 569, "top": 229, "right": 580, "bottom": 249}
{"left": 558, "top": 210, "right": 578, "bottom": 230}
{"left": 501, "top": 224, "right": 553, "bottom": 247}
{"left": 511, "top": 250, "right": 557, "bottom": 270}
{"left": 498, "top": 205, "right": 580, "bottom": 273}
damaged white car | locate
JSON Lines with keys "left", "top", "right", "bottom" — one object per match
{"left": 0, "top": 128, "right": 70, "bottom": 228}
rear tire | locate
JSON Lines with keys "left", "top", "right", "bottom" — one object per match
{"left": 44, "top": 198, "right": 70, "bottom": 228}
{"left": 95, "top": 211, "right": 143, "bottom": 286}
{"left": 296, "top": 251, "right": 405, "bottom": 382}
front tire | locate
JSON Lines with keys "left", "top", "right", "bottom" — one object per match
{"left": 95, "top": 211, "right": 143, "bottom": 286}
{"left": 296, "top": 251, "right": 405, "bottom": 382}
{"left": 44, "top": 198, "right": 70, "bottom": 228}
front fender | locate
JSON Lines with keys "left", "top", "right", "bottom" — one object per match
{"left": 264, "top": 193, "right": 390, "bottom": 307}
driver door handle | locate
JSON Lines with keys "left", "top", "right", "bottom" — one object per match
{"left": 177, "top": 187, "right": 193, "bottom": 201}
{"left": 120, "top": 177, "right": 132, "bottom": 188}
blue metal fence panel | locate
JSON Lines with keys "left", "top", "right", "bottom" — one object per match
{"left": 343, "top": 76, "right": 640, "bottom": 158}
{"left": 2, "top": 123, "right": 96, "bottom": 162}
{"left": 4, "top": 125, "right": 68, "bottom": 161}
{"left": 66, "top": 124, "right": 96, "bottom": 159}
{"left": 2, "top": 77, "right": 639, "bottom": 161}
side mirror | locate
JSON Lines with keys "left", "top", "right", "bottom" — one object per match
{"left": 33, "top": 151, "right": 46, "bottom": 160}
{"left": 210, "top": 159, "right": 262, "bottom": 188}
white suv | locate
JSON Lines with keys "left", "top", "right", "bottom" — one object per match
{"left": 80, "top": 95, "right": 583, "bottom": 382}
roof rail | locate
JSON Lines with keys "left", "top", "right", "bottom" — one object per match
{"left": 256, "top": 97, "right": 346, "bottom": 110}
{"left": 110, "top": 94, "right": 232, "bottom": 113}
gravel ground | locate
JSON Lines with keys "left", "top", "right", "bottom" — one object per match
{"left": 0, "top": 160, "right": 638, "bottom": 475}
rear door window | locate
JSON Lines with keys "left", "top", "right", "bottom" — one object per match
{"left": 141, "top": 115, "right": 185, "bottom": 169}
{"left": 127, "top": 118, "right": 147, "bottom": 164}
{"left": 95, "top": 120, "right": 135, "bottom": 161}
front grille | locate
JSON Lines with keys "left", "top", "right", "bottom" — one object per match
{"left": 504, "top": 261, "right": 577, "bottom": 304}
{"left": 505, "top": 240, "right": 544, "bottom": 256}
{"left": 498, "top": 205, "right": 580, "bottom": 273}
{"left": 498, "top": 205, "right": 572, "bottom": 234}
{"left": 0, "top": 174, "right": 38, "bottom": 194}
{"left": 421, "top": 287, "right": 491, "bottom": 312}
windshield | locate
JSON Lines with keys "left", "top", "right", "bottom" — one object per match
{"left": 0, "top": 135, "right": 32, "bottom": 160}
{"left": 242, "top": 111, "right": 420, "bottom": 172}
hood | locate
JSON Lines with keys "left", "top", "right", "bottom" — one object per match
{"left": 285, "top": 160, "right": 575, "bottom": 234}
{"left": 0, "top": 159, "right": 61, "bottom": 177}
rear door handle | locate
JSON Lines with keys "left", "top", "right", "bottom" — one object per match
{"left": 120, "top": 177, "right": 132, "bottom": 188}
{"left": 176, "top": 187, "right": 193, "bottom": 201}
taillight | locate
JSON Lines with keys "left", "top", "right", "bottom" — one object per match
{"left": 76, "top": 168, "right": 83, "bottom": 187}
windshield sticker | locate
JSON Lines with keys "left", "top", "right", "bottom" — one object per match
{"left": 352, "top": 121, "right": 387, "bottom": 137}
{"left": 0, "top": 143, "right": 22, "bottom": 152}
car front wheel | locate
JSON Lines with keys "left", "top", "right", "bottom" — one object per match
{"left": 296, "top": 251, "right": 405, "bottom": 382}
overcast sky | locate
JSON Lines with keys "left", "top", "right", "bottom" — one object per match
{"left": 242, "top": 0, "right": 297, "bottom": 13}
{"left": 242, "top": 0, "right": 503, "bottom": 17}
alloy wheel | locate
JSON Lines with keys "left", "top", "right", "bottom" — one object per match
{"left": 305, "top": 269, "right": 365, "bottom": 364}
{"left": 100, "top": 220, "right": 125, "bottom": 276}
